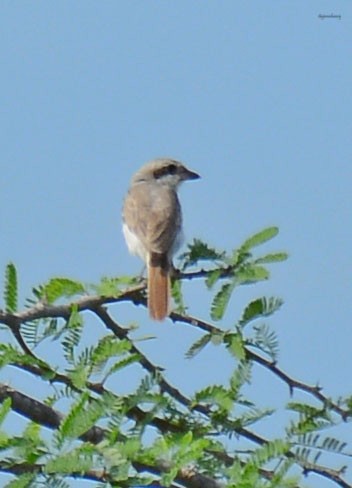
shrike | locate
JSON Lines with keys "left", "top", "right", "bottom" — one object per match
{"left": 122, "top": 158, "right": 200, "bottom": 320}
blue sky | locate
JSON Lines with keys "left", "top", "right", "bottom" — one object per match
{"left": 1, "top": 2, "right": 351, "bottom": 487}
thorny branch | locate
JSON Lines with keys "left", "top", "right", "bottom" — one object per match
{"left": 0, "top": 278, "right": 351, "bottom": 487}
{"left": 0, "top": 384, "right": 223, "bottom": 488}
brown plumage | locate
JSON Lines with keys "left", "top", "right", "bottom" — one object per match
{"left": 122, "top": 158, "right": 200, "bottom": 320}
{"left": 148, "top": 252, "right": 170, "bottom": 320}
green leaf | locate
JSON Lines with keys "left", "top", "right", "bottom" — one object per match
{"left": 239, "top": 298, "right": 265, "bottom": 326}
{"left": 185, "top": 333, "right": 212, "bottom": 359}
{"left": 45, "top": 445, "right": 95, "bottom": 475}
{"left": 91, "top": 336, "right": 132, "bottom": 366}
{"left": 210, "top": 331, "right": 225, "bottom": 346}
{"left": 287, "top": 402, "right": 327, "bottom": 418}
{"left": 236, "top": 265, "right": 270, "bottom": 284}
{"left": 0, "top": 344, "right": 27, "bottom": 369}
{"left": 249, "top": 438, "right": 290, "bottom": 467}
{"left": 252, "top": 323, "right": 279, "bottom": 361}
{"left": 227, "top": 333, "right": 246, "bottom": 361}
{"left": 295, "top": 432, "right": 348, "bottom": 456}
{"left": 321, "top": 436, "right": 348, "bottom": 454}
{"left": 4, "top": 473, "right": 36, "bottom": 488}
{"left": 21, "top": 421, "right": 45, "bottom": 463}
{"left": 205, "top": 268, "right": 223, "bottom": 289}
{"left": 10, "top": 421, "right": 46, "bottom": 465}
{"left": 287, "top": 402, "right": 332, "bottom": 434}
{"left": 106, "top": 353, "right": 141, "bottom": 377}
{"left": 4, "top": 263, "right": 18, "bottom": 313}
{"left": 239, "top": 297, "right": 283, "bottom": 327}
{"left": 194, "top": 385, "right": 234, "bottom": 412}
{"left": 39, "top": 278, "right": 85, "bottom": 304}
{"left": 58, "top": 393, "right": 110, "bottom": 442}
{"left": 41, "top": 478, "right": 71, "bottom": 488}
{"left": 287, "top": 402, "right": 329, "bottom": 418}
{"left": 119, "top": 436, "right": 141, "bottom": 459}
{"left": 171, "top": 278, "right": 185, "bottom": 313}
{"left": 180, "top": 239, "right": 226, "bottom": 268}
{"left": 230, "top": 361, "right": 252, "bottom": 392}
{"left": 20, "top": 320, "right": 41, "bottom": 347}
{"left": 269, "top": 458, "right": 297, "bottom": 487}
{"left": 0, "top": 397, "right": 12, "bottom": 426}
{"left": 67, "top": 361, "right": 90, "bottom": 389}
{"left": 67, "top": 306, "right": 83, "bottom": 330}
{"left": 0, "top": 432, "right": 10, "bottom": 449}
{"left": 62, "top": 307, "right": 83, "bottom": 364}
{"left": 211, "top": 282, "right": 236, "bottom": 321}
{"left": 241, "top": 226, "right": 279, "bottom": 251}
{"left": 93, "top": 275, "right": 137, "bottom": 297}
{"left": 227, "top": 460, "right": 261, "bottom": 487}
{"left": 90, "top": 336, "right": 140, "bottom": 380}
{"left": 161, "top": 467, "right": 179, "bottom": 487}
{"left": 255, "top": 252, "right": 289, "bottom": 264}
{"left": 240, "top": 407, "right": 275, "bottom": 429}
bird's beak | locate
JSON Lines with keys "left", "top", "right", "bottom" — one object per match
{"left": 182, "top": 167, "right": 200, "bottom": 181}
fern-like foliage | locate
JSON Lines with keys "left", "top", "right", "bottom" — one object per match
{"left": 292, "top": 432, "right": 349, "bottom": 466}
{"left": 92, "top": 275, "right": 138, "bottom": 297}
{"left": 287, "top": 402, "right": 333, "bottom": 435}
{"left": 254, "top": 252, "right": 289, "bottom": 264}
{"left": 34, "top": 277, "right": 85, "bottom": 304}
{"left": 251, "top": 323, "right": 279, "bottom": 361}
{"left": 21, "top": 300, "right": 62, "bottom": 347}
{"left": 14, "top": 421, "right": 46, "bottom": 464}
{"left": 140, "top": 431, "right": 211, "bottom": 486}
{"left": 225, "top": 332, "right": 247, "bottom": 361}
{"left": 238, "top": 406, "right": 275, "bottom": 429}
{"left": 0, "top": 398, "right": 12, "bottom": 427}
{"left": 205, "top": 227, "right": 287, "bottom": 320}
{"left": 56, "top": 392, "right": 117, "bottom": 447}
{"left": 211, "top": 282, "right": 236, "bottom": 321}
{"left": 0, "top": 343, "right": 49, "bottom": 372}
{"left": 44, "top": 443, "right": 96, "bottom": 475}
{"left": 193, "top": 384, "right": 235, "bottom": 414}
{"left": 4, "top": 263, "right": 18, "bottom": 313}
{"left": 3, "top": 473, "right": 37, "bottom": 487}
{"left": 126, "top": 373, "right": 175, "bottom": 418}
{"left": 61, "top": 306, "right": 83, "bottom": 365}
{"left": 229, "top": 361, "right": 252, "bottom": 394}
{"left": 40, "top": 477, "right": 71, "bottom": 488}
{"left": 264, "top": 458, "right": 298, "bottom": 488}
{"left": 240, "top": 226, "right": 280, "bottom": 251}
{"left": 3, "top": 233, "right": 350, "bottom": 488}
{"left": 249, "top": 438, "right": 290, "bottom": 468}
{"left": 105, "top": 352, "right": 141, "bottom": 379}
{"left": 180, "top": 239, "right": 226, "bottom": 269}
{"left": 185, "top": 333, "right": 212, "bottom": 359}
{"left": 90, "top": 335, "right": 132, "bottom": 371}
{"left": 239, "top": 296, "right": 283, "bottom": 328}
{"left": 170, "top": 278, "right": 186, "bottom": 314}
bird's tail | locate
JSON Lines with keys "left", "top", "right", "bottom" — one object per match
{"left": 148, "top": 253, "right": 169, "bottom": 321}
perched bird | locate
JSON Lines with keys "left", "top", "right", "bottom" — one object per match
{"left": 122, "top": 158, "right": 200, "bottom": 320}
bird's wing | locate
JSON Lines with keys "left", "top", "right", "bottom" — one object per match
{"left": 123, "top": 182, "right": 181, "bottom": 255}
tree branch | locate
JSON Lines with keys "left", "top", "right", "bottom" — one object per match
{"left": 0, "top": 288, "right": 351, "bottom": 487}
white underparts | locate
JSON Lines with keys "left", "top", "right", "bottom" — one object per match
{"left": 122, "top": 223, "right": 184, "bottom": 263}
{"left": 122, "top": 223, "right": 148, "bottom": 262}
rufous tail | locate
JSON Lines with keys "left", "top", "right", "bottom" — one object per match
{"left": 148, "top": 253, "right": 169, "bottom": 321}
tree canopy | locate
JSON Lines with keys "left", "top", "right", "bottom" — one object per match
{"left": 0, "top": 227, "right": 351, "bottom": 488}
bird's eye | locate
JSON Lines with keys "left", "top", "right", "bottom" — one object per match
{"left": 153, "top": 163, "right": 178, "bottom": 180}
{"left": 168, "top": 163, "right": 177, "bottom": 174}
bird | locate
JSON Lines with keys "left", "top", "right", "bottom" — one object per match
{"left": 122, "top": 158, "right": 200, "bottom": 320}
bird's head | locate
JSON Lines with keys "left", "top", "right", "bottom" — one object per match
{"left": 132, "top": 158, "right": 200, "bottom": 188}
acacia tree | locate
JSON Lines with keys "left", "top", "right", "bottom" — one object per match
{"left": 0, "top": 227, "right": 351, "bottom": 488}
